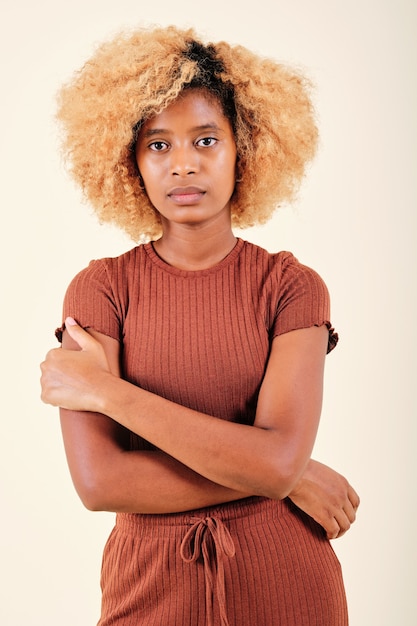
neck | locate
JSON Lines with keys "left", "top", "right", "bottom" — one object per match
{"left": 153, "top": 221, "right": 237, "bottom": 271}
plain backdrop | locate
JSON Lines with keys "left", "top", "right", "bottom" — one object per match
{"left": 1, "top": 1, "right": 415, "bottom": 624}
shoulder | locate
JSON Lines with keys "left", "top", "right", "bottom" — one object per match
{"left": 240, "top": 240, "right": 327, "bottom": 290}
{"left": 276, "top": 252, "right": 330, "bottom": 298}
{"left": 56, "top": 245, "right": 145, "bottom": 343}
{"left": 240, "top": 240, "right": 337, "bottom": 352}
{"left": 91, "top": 244, "right": 144, "bottom": 273}
{"left": 68, "top": 244, "right": 144, "bottom": 286}
{"left": 65, "top": 243, "right": 146, "bottom": 305}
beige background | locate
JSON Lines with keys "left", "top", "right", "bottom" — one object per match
{"left": 1, "top": 1, "right": 415, "bottom": 624}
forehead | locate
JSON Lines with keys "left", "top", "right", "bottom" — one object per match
{"left": 142, "top": 89, "right": 230, "bottom": 130}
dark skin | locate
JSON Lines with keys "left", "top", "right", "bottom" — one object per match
{"left": 41, "top": 90, "right": 359, "bottom": 538}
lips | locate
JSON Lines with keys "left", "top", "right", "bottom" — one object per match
{"left": 167, "top": 186, "right": 206, "bottom": 205}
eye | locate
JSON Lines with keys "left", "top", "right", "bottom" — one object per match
{"left": 149, "top": 141, "right": 169, "bottom": 152}
{"left": 196, "top": 137, "right": 217, "bottom": 148}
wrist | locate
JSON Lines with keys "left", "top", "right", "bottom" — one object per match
{"left": 97, "top": 374, "right": 134, "bottom": 420}
{"left": 93, "top": 371, "right": 121, "bottom": 415}
{"left": 288, "top": 459, "right": 315, "bottom": 498}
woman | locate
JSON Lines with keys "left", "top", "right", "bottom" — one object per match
{"left": 41, "top": 26, "right": 359, "bottom": 626}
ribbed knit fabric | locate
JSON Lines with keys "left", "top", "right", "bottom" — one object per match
{"left": 57, "top": 239, "right": 337, "bottom": 428}
{"left": 57, "top": 238, "right": 345, "bottom": 625}
{"left": 98, "top": 498, "right": 347, "bottom": 626}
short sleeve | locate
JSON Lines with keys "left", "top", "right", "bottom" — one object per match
{"left": 272, "top": 254, "right": 338, "bottom": 353}
{"left": 55, "top": 259, "right": 122, "bottom": 343}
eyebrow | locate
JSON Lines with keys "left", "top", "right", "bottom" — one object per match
{"left": 142, "top": 123, "right": 223, "bottom": 138}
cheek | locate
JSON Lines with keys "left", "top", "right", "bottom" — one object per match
{"left": 137, "top": 159, "right": 162, "bottom": 191}
{"left": 136, "top": 147, "right": 155, "bottom": 177}
{"left": 222, "top": 143, "right": 237, "bottom": 170}
{"left": 136, "top": 154, "right": 149, "bottom": 178}
{"left": 218, "top": 151, "right": 237, "bottom": 185}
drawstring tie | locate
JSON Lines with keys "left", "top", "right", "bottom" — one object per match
{"left": 180, "top": 516, "right": 235, "bottom": 626}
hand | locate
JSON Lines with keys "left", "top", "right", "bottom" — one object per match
{"left": 288, "top": 459, "right": 360, "bottom": 540}
{"left": 40, "top": 317, "right": 112, "bottom": 412}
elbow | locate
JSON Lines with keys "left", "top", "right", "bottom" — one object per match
{"left": 80, "top": 491, "right": 107, "bottom": 512}
{"left": 257, "top": 455, "right": 308, "bottom": 501}
{"left": 259, "top": 480, "right": 295, "bottom": 502}
{"left": 72, "top": 471, "right": 113, "bottom": 512}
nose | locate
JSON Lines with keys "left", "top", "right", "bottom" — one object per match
{"left": 170, "top": 145, "right": 199, "bottom": 176}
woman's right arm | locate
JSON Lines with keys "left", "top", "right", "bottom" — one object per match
{"left": 60, "top": 410, "right": 253, "bottom": 513}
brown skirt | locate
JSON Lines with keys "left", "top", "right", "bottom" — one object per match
{"left": 98, "top": 497, "right": 348, "bottom": 626}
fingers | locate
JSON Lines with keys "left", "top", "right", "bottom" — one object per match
{"left": 64, "top": 317, "right": 95, "bottom": 350}
{"left": 344, "top": 496, "right": 357, "bottom": 525}
{"left": 325, "top": 517, "right": 341, "bottom": 540}
{"left": 325, "top": 513, "right": 349, "bottom": 540}
{"left": 326, "top": 489, "right": 360, "bottom": 540}
{"left": 40, "top": 351, "right": 59, "bottom": 405}
{"left": 348, "top": 484, "right": 361, "bottom": 510}
{"left": 40, "top": 321, "right": 111, "bottom": 411}
{"left": 40, "top": 346, "right": 68, "bottom": 404}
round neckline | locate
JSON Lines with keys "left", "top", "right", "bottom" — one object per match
{"left": 143, "top": 237, "right": 244, "bottom": 277}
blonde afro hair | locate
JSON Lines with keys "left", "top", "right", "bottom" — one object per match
{"left": 57, "top": 25, "right": 318, "bottom": 241}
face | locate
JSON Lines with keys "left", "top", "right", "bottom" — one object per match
{"left": 135, "top": 89, "right": 237, "bottom": 230}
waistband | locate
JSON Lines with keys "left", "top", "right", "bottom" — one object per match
{"left": 115, "top": 497, "right": 290, "bottom": 626}
{"left": 116, "top": 495, "right": 288, "bottom": 533}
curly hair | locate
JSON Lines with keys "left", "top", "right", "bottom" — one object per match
{"left": 56, "top": 25, "right": 318, "bottom": 241}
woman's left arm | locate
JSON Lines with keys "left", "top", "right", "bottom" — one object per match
{"left": 41, "top": 318, "right": 328, "bottom": 501}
